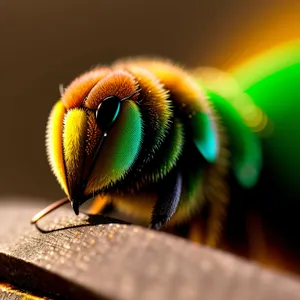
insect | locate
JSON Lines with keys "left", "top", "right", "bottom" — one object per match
{"left": 32, "top": 57, "right": 263, "bottom": 247}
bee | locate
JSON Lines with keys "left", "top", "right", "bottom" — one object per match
{"left": 32, "top": 58, "right": 262, "bottom": 247}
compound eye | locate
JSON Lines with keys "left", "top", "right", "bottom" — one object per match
{"left": 95, "top": 96, "right": 121, "bottom": 131}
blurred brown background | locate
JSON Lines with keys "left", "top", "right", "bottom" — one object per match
{"left": 0, "top": 0, "right": 299, "bottom": 201}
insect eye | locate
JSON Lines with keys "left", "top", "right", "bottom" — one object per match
{"left": 95, "top": 96, "right": 121, "bottom": 131}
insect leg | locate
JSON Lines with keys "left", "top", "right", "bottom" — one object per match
{"left": 205, "top": 172, "right": 229, "bottom": 247}
{"left": 88, "top": 194, "right": 110, "bottom": 214}
{"left": 150, "top": 170, "right": 182, "bottom": 230}
{"left": 188, "top": 219, "right": 205, "bottom": 244}
{"left": 203, "top": 120, "right": 230, "bottom": 247}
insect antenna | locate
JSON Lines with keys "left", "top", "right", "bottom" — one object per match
{"left": 59, "top": 84, "right": 65, "bottom": 97}
{"left": 121, "top": 88, "right": 142, "bottom": 102}
{"left": 31, "top": 197, "right": 69, "bottom": 224}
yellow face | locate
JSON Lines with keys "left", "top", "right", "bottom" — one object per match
{"left": 46, "top": 68, "right": 143, "bottom": 213}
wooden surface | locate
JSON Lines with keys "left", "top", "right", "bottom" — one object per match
{"left": 0, "top": 283, "right": 50, "bottom": 299}
{"left": 0, "top": 197, "right": 300, "bottom": 300}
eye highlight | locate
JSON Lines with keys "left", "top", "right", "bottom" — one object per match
{"left": 95, "top": 95, "right": 121, "bottom": 131}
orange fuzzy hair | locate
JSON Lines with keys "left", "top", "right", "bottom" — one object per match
{"left": 84, "top": 70, "right": 139, "bottom": 110}
{"left": 62, "top": 68, "right": 110, "bottom": 109}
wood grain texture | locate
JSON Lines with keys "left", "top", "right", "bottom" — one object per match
{"left": 0, "top": 197, "right": 300, "bottom": 300}
{"left": 0, "top": 283, "right": 48, "bottom": 300}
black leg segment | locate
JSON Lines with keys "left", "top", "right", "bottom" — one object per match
{"left": 150, "top": 170, "right": 183, "bottom": 230}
